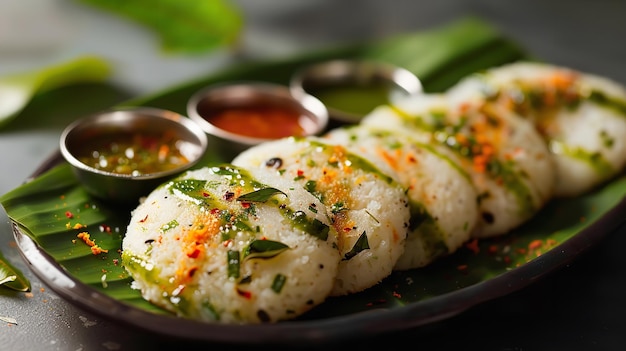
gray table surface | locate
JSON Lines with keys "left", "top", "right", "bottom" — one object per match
{"left": 1, "top": 0, "right": 626, "bottom": 350}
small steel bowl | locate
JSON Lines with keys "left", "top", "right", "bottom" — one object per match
{"left": 187, "top": 81, "right": 328, "bottom": 161}
{"left": 60, "top": 107, "right": 208, "bottom": 204}
{"left": 290, "top": 59, "right": 422, "bottom": 124}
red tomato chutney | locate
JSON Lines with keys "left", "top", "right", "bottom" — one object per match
{"left": 76, "top": 131, "right": 191, "bottom": 175}
{"left": 197, "top": 101, "right": 317, "bottom": 139}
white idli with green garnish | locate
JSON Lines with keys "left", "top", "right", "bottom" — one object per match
{"left": 447, "top": 61, "right": 626, "bottom": 197}
{"left": 363, "top": 94, "right": 555, "bottom": 239}
{"left": 233, "top": 136, "right": 411, "bottom": 296}
{"left": 122, "top": 164, "right": 340, "bottom": 324}
{"left": 324, "top": 125, "right": 479, "bottom": 270}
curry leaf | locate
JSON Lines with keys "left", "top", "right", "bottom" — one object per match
{"left": 343, "top": 232, "right": 370, "bottom": 261}
{"left": 237, "top": 188, "right": 287, "bottom": 202}
{"left": 243, "top": 240, "right": 290, "bottom": 260}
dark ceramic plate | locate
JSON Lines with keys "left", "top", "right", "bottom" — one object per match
{"left": 7, "top": 152, "right": 626, "bottom": 345}
{"left": 3, "top": 18, "right": 626, "bottom": 346}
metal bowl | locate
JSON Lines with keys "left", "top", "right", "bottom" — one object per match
{"left": 290, "top": 59, "right": 422, "bottom": 124}
{"left": 59, "top": 107, "right": 208, "bottom": 204}
{"left": 187, "top": 81, "right": 328, "bottom": 161}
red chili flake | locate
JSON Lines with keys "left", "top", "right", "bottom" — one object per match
{"left": 237, "top": 289, "right": 252, "bottom": 299}
{"left": 210, "top": 208, "right": 221, "bottom": 215}
{"left": 202, "top": 191, "right": 210, "bottom": 197}
{"left": 297, "top": 169, "right": 304, "bottom": 177}
{"left": 187, "top": 248, "right": 201, "bottom": 258}
{"left": 99, "top": 224, "right": 112, "bottom": 233}
{"left": 487, "top": 244, "right": 498, "bottom": 254}
{"left": 516, "top": 248, "right": 527, "bottom": 254}
{"left": 392, "top": 291, "right": 401, "bottom": 298}
{"left": 139, "top": 214, "right": 149, "bottom": 223}
{"left": 188, "top": 267, "right": 198, "bottom": 277}
{"left": 240, "top": 202, "right": 251, "bottom": 209}
{"left": 528, "top": 239, "right": 543, "bottom": 250}
{"left": 365, "top": 299, "right": 387, "bottom": 307}
{"left": 65, "top": 211, "right": 74, "bottom": 219}
{"left": 113, "top": 259, "right": 119, "bottom": 265}
{"left": 223, "top": 191, "right": 235, "bottom": 201}
{"left": 465, "top": 239, "right": 480, "bottom": 254}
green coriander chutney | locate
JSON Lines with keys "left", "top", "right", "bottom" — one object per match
{"left": 308, "top": 82, "right": 399, "bottom": 121}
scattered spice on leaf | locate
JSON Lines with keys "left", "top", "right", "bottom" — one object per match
{"left": 76, "top": 232, "right": 108, "bottom": 255}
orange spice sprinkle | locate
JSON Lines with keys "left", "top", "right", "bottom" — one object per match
{"left": 377, "top": 149, "right": 400, "bottom": 171}
{"left": 77, "top": 232, "right": 96, "bottom": 246}
{"left": 76, "top": 232, "right": 108, "bottom": 255}
{"left": 528, "top": 239, "right": 543, "bottom": 250}
{"left": 91, "top": 246, "right": 108, "bottom": 255}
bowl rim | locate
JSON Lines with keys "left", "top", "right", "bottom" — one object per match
{"left": 59, "top": 106, "right": 208, "bottom": 180}
{"left": 289, "top": 59, "right": 423, "bottom": 123}
{"left": 186, "top": 80, "right": 329, "bottom": 146}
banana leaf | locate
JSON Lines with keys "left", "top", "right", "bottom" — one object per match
{"left": 3, "top": 18, "right": 624, "bottom": 343}
{"left": 0, "top": 250, "right": 30, "bottom": 292}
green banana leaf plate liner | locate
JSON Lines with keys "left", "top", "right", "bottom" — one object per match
{"left": 3, "top": 18, "right": 626, "bottom": 345}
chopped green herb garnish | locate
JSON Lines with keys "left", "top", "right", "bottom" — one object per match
{"left": 343, "top": 232, "right": 370, "bottom": 260}
{"left": 331, "top": 202, "right": 347, "bottom": 214}
{"left": 160, "top": 219, "right": 179, "bottom": 232}
{"left": 227, "top": 250, "right": 240, "bottom": 279}
{"left": 271, "top": 274, "right": 287, "bottom": 293}
{"left": 237, "top": 187, "right": 287, "bottom": 202}
{"left": 242, "top": 240, "right": 289, "bottom": 260}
